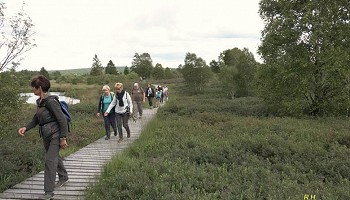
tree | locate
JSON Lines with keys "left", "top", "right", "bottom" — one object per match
{"left": 105, "top": 60, "right": 118, "bottom": 75}
{"left": 218, "top": 48, "right": 257, "bottom": 98}
{"left": 90, "top": 54, "right": 103, "bottom": 76}
{"left": 180, "top": 52, "right": 212, "bottom": 92}
{"left": 164, "top": 67, "right": 174, "bottom": 79}
{"left": 39, "top": 67, "right": 50, "bottom": 79}
{"left": 151, "top": 63, "right": 165, "bottom": 79}
{"left": 130, "top": 53, "right": 153, "bottom": 79}
{"left": 124, "top": 66, "right": 129, "bottom": 75}
{"left": 0, "top": 3, "right": 36, "bottom": 71}
{"left": 257, "top": 0, "right": 350, "bottom": 116}
{"left": 51, "top": 71, "right": 61, "bottom": 80}
{"left": 209, "top": 59, "right": 220, "bottom": 73}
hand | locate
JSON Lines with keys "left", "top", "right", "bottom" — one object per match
{"left": 104, "top": 112, "right": 108, "bottom": 117}
{"left": 18, "top": 127, "right": 26, "bottom": 137}
{"left": 132, "top": 115, "right": 137, "bottom": 123}
{"left": 60, "top": 138, "right": 68, "bottom": 149}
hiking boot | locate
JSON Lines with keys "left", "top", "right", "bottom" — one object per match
{"left": 55, "top": 178, "right": 69, "bottom": 188}
{"left": 105, "top": 137, "right": 110, "bottom": 140}
{"left": 41, "top": 192, "right": 54, "bottom": 200}
{"left": 117, "top": 138, "right": 123, "bottom": 143}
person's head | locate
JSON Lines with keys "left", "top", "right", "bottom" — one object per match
{"left": 115, "top": 82, "right": 123, "bottom": 93}
{"left": 133, "top": 82, "right": 139, "bottom": 89}
{"left": 102, "top": 85, "right": 110, "bottom": 94}
{"left": 30, "top": 75, "right": 50, "bottom": 93}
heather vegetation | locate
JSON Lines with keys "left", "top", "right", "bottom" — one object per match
{"left": 85, "top": 82, "right": 350, "bottom": 199}
{"left": 1, "top": 0, "right": 349, "bottom": 198}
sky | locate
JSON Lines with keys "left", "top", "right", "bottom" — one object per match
{"left": 3, "top": 0, "right": 265, "bottom": 71}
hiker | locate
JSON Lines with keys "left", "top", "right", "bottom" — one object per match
{"left": 17, "top": 75, "right": 69, "bottom": 200}
{"left": 157, "top": 84, "right": 164, "bottom": 103}
{"left": 155, "top": 88, "right": 162, "bottom": 108}
{"left": 97, "top": 85, "right": 117, "bottom": 140}
{"left": 104, "top": 82, "right": 133, "bottom": 143}
{"left": 145, "top": 83, "right": 155, "bottom": 109}
{"left": 131, "top": 82, "right": 145, "bottom": 119}
{"left": 163, "top": 85, "right": 169, "bottom": 101}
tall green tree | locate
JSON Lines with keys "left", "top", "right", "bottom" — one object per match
{"left": 219, "top": 48, "right": 257, "bottom": 98}
{"left": 124, "top": 66, "right": 129, "bottom": 75}
{"left": 105, "top": 60, "right": 118, "bottom": 75}
{"left": 90, "top": 54, "right": 103, "bottom": 76}
{"left": 164, "top": 67, "right": 174, "bottom": 79}
{"left": 209, "top": 60, "right": 220, "bottom": 73}
{"left": 0, "top": 3, "right": 35, "bottom": 71}
{"left": 130, "top": 53, "right": 153, "bottom": 79}
{"left": 152, "top": 63, "right": 165, "bottom": 80}
{"left": 180, "top": 52, "right": 212, "bottom": 92}
{"left": 39, "top": 67, "right": 50, "bottom": 79}
{"left": 257, "top": 0, "right": 350, "bottom": 116}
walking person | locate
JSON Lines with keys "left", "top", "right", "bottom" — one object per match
{"left": 157, "top": 84, "right": 164, "bottom": 103}
{"left": 131, "top": 82, "right": 145, "bottom": 119}
{"left": 155, "top": 88, "right": 162, "bottom": 108}
{"left": 145, "top": 83, "right": 155, "bottom": 109}
{"left": 18, "top": 75, "right": 69, "bottom": 200}
{"left": 97, "top": 85, "right": 117, "bottom": 140}
{"left": 163, "top": 85, "right": 169, "bottom": 101}
{"left": 104, "top": 82, "right": 133, "bottom": 143}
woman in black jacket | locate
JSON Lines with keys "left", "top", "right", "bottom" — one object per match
{"left": 145, "top": 83, "right": 155, "bottom": 109}
{"left": 18, "top": 75, "right": 69, "bottom": 200}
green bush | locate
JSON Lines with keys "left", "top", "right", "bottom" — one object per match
{"left": 86, "top": 83, "right": 350, "bottom": 199}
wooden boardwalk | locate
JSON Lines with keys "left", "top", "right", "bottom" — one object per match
{"left": 0, "top": 108, "right": 158, "bottom": 200}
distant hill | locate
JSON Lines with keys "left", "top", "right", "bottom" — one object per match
{"left": 49, "top": 67, "right": 126, "bottom": 75}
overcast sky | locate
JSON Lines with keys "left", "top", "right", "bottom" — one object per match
{"left": 3, "top": 0, "right": 264, "bottom": 71}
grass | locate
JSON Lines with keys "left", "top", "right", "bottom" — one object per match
{"left": 85, "top": 83, "right": 350, "bottom": 200}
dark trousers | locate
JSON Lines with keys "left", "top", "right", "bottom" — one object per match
{"left": 147, "top": 96, "right": 153, "bottom": 107}
{"left": 116, "top": 113, "right": 130, "bottom": 139}
{"left": 43, "top": 137, "right": 68, "bottom": 193}
{"left": 103, "top": 112, "right": 117, "bottom": 138}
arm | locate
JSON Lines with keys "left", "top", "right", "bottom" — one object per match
{"left": 104, "top": 93, "right": 117, "bottom": 115}
{"left": 46, "top": 99, "right": 68, "bottom": 138}
{"left": 18, "top": 114, "right": 39, "bottom": 136}
{"left": 126, "top": 92, "right": 133, "bottom": 114}
{"left": 46, "top": 99, "right": 69, "bottom": 149}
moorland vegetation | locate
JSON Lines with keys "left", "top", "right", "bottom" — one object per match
{"left": 0, "top": 0, "right": 349, "bottom": 198}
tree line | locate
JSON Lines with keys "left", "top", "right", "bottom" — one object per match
{"left": 1, "top": 0, "right": 350, "bottom": 117}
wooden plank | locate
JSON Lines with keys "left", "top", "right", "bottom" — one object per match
{"left": 3, "top": 189, "right": 84, "bottom": 196}
{"left": 0, "top": 193, "right": 84, "bottom": 200}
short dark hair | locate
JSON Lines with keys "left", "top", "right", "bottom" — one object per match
{"left": 30, "top": 75, "right": 50, "bottom": 92}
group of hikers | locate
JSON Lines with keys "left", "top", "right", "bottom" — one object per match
{"left": 17, "top": 74, "right": 169, "bottom": 199}
{"left": 97, "top": 82, "right": 169, "bottom": 142}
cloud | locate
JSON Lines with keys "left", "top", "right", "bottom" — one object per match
{"left": 3, "top": 0, "right": 264, "bottom": 71}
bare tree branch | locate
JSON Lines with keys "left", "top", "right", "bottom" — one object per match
{"left": 0, "top": 2, "right": 35, "bottom": 71}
